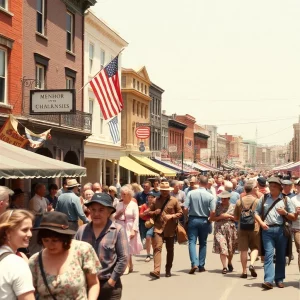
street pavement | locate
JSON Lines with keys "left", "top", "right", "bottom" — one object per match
{"left": 121, "top": 235, "right": 299, "bottom": 300}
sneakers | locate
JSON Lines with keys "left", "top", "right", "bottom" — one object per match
{"left": 145, "top": 256, "right": 151, "bottom": 262}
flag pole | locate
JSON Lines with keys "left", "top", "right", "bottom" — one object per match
{"left": 78, "top": 47, "right": 125, "bottom": 93}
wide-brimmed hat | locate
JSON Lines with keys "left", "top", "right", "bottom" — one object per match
{"left": 159, "top": 182, "right": 174, "bottom": 191}
{"left": 67, "top": 179, "right": 81, "bottom": 188}
{"left": 84, "top": 193, "right": 116, "bottom": 213}
{"left": 32, "top": 211, "right": 76, "bottom": 235}
{"left": 219, "top": 191, "right": 232, "bottom": 199}
{"left": 281, "top": 180, "right": 292, "bottom": 185}
{"left": 268, "top": 177, "right": 282, "bottom": 186}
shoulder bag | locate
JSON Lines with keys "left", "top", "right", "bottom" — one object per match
{"left": 282, "top": 196, "right": 292, "bottom": 238}
{"left": 38, "top": 251, "right": 58, "bottom": 300}
{"left": 146, "top": 197, "right": 170, "bottom": 229}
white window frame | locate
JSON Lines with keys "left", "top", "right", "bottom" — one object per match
{"left": 121, "top": 76, "right": 126, "bottom": 88}
{"left": 133, "top": 78, "right": 136, "bottom": 89}
{"left": 0, "top": 0, "right": 8, "bottom": 10}
{"left": 35, "top": 64, "right": 45, "bottom": 89}
{"left": 89, "top": 43, "right": 94, "bottom": 74}
{"left": 0, "top": 48, "right": 7, "bottom": 103}
{"left": 100, "top": 49, "right": 105, "bottom": 69}
{"left": 89, "top": 98, "right": 93, "bottom": 115}
{"left": 66, "top": 12, "right": 74, "bottom": 52}
{"left": 66, "top": 76, "right": 73, "bottom": 89}
{"left": 36, "top": 0, "right": 45, "bottom": 35}
{"left": 100, "top": 109, "right": 104, "bottom": 135}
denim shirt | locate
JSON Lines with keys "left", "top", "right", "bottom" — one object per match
{"left": 255, "top": 193, "right": 295, "bottom": 225}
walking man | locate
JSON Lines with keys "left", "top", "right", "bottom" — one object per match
{"left": 255, "top": 177, "right": 296, "bottom": 289}
{"left": 185, "top": 176, "right": 215, "bottom": 274}
{"left": 55, "top": 179, "right": 89, "bottom": 231}
{"left": 234, "top": 182, "right": 260, "bottom": 278}
{"left": 148, "top": 182, "right": 182, "bottom": 278}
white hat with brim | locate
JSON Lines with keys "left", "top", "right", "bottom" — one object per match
{"left": 219, "top": 191, "right": 232, "bottom": 198}
{"left": 159, "top": 182, "right": 174, "bottom": 191}
{"left": 66, "top": 179, "right": 81, "bottom": 188}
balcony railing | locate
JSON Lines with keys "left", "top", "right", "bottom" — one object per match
{"left": 22, "top": 111, "right": 92, "bottom": 133}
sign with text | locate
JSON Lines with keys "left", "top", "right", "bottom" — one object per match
{"left": 0, "top": 115, "right": 28, "bottom": 148}
{"left": 168, "top": 145, "right": 177, "bottom": 153}
{"left": 30, "top": 89, "right": 76, "bottom": 115}
{"left": 136, "top": 122, "right": 151, "bottom": 127}
{"left": 135, "top": 126, "right": 150, "bottom": 139}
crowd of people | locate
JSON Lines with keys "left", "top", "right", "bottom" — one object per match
{"left": 0, "top": 170, "right": 299, "bottom": 299}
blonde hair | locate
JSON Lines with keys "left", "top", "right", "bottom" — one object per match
{"left": 0, "top": 209, "right": 34, "bottom": 246}
{"left": 131, "top": 183, "right": 143, "bottom": 193}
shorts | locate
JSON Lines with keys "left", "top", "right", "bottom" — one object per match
{"left": 146, "top": 227, "right": 154, "bottom": 238}
{"left": 238, "top": 230, "right": 260, "bottom": 251}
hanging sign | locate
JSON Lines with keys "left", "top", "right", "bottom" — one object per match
{"left": 0, "top": 115, "right": 28, "bottom": 148}
{"left": 135, "top": 126, "right": 150, "bottom": 139}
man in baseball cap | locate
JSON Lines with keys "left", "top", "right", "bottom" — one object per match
{"left": 282, "top": 180, "right": 296, "bottom": 198}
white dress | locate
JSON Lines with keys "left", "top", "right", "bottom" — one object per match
{"left": 116, "top": 200, "right": 143, "bottom": 255}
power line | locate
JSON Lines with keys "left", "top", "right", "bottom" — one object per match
{"left": 172, "top": 98, "right": 299, "bottom": 102}
{"left": 216, "top": 117, "right": 297, "bottom": 126}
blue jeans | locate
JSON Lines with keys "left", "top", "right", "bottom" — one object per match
{"left": 188, "top": 216, "right": 210, "bottom": 268}
{"left": 262, "top": 226, "right": 288, "bottom": 283}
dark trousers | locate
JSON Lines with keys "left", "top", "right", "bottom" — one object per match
{"left": 152, "top": 233, "right": 174, "bottom": 273}
{"left": 98, "top": 279, "right": 122, "bottom": 300}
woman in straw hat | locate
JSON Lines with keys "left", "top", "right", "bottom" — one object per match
{"left": 28, "top": 211, "right": 101, "bottom": 299}
{"left": 211, "top": 190, "right": 238, "bottom": 274}
{"left": 0, "top": 209, "right": 35, "bottom": 299}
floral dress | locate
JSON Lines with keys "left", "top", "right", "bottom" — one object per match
{"left": 213, "top": 203, "right": 238, "bottom": 256}
{"left": 29, "top": 239, "right": 101, "bottom": 299}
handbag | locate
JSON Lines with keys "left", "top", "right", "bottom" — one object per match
{"left": 145, "top": 218, "right": 154, "bottom": 229}
{"left": 38, "top": 251, "right": 57, "bottom": 300}
{"left": 176, "top": 222, "right": 188, "bottom": 244}
{"left": 282, "top": 197, "right": 292, "bottom": 238}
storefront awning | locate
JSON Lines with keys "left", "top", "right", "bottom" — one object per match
{"left": 119, "top": 156, "right": 158, "bottom": 176}
{"left": 0, "top": 141, "right": 86, "bottom": 179}
{"left": 130, "top": 155, "right": 177, "bottom": 177}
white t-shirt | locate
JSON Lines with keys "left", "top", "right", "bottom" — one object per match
{"left": 28, "top": 194, "right": 48, "bottom": 215}
{"left": 291, "top": 194, "right": 300, "bottom": 230}
{"left": 0, "top": 246, "right": 34, "bottom": 299}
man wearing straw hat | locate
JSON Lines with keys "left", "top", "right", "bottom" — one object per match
{"left": 56, "top": 179, "right": 89, "bottom": 231}
{"left": 148, "top": 181, "right": 182, "bottom": 279}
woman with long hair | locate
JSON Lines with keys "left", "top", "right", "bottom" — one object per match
{"left": 115, "top": 185, "right": 143, "bottom": 274}
{"left": 0, "top": 209, "right": 35, "bottom": 299}
{"left": 28, "top": 211, "right": 101, "bottom": 299}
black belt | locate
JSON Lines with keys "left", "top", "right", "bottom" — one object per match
{"left": 68, "top": 220, "right": 77, "bottom": 222}
{"left": 267, "top": 224, "right": 282, "bottom": 227}
{"left": 189, "top": 216, "right": 208, "bottom": 219}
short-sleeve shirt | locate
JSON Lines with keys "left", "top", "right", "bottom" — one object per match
{"left": 185, "top": 187, "right": 216, "bottom": 218}
{"left": 255, "top": 193, "right": 295, "bottom": 225}
{"left": 29, "top": 240, "right": 101, "bottom": 300}
{"left": 0, "top": 246, "right": 34, "bottom": 299}
{"left": 234, "top": 195, "right": 260, "bottom": 231}
{"left": 28, "top": 194, "right": 48, "bottom": 215}
{"left": 170, "top": 190, "right": 186, "bottom": 205}
{"left": 139, "top": 203, "right": 150, "bottom": 221}
{"left": 291, "top": 194, "right": 300, "bottom": 230}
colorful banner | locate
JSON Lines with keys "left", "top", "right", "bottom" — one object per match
{"left": 0, "top": 115, "right": 28, "bottom": 148}
{"left": 25, "top": 127, "right": 51, "bottom": 149}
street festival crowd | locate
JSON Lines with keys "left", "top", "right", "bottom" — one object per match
{"left": 0, "top": 171, "right": 300, "bottom": 299}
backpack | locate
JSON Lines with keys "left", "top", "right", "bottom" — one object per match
{"left": 239, "top": 199, "right": 255, "bottom": 231}
{"left": 0, "top": 252, "right": 12, "bottom": 262}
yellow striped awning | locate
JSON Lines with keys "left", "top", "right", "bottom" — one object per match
{"left": 119, "top": 156, "right": 159, "bottom": 176}
{"left": 130, "top": 155, "right": 177, "bottom": 177}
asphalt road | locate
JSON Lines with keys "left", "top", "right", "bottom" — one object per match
{"left": 121, "top": 235, "right": 299, "bottom": 300}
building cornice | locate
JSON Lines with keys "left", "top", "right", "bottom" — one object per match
{"left": 150, "top": 82, "right": 165, "bottom": 93}
{"left": 122, "top": 68, "right": 151, "bottom": 84}
{"left": 121, "top": 89, "right": 152, "bottom": 101}
{"left": 62, "top": 0, "right": 97, "bottom": 15}
{"left": 85, "top": 11, "right": 128, "bottom": 48}
{"left": 168, "top": 119, "right": 187, "bottom": 130}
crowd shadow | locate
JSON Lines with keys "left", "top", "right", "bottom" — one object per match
{"left": 244, "top": 281, "right": 300, "bottom": 289}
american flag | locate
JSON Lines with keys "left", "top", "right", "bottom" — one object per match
{"left": 108, "top": 116, "right": 120, "bottom": 144}
{"left": 90, "top": 56, "right": 123, "bottom": 120}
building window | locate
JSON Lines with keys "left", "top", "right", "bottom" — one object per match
{"left": 89, "top": 98, "right": 93, "bottom": 114}
{"left": 66, "top": 12, "right": 74, "bottom": 52}
{"left": 145, "top": 105, "right": 148, "bottom": 118}
{"left": 145, "top": 85, "right": 147, "bottom": 95}
{"left": 141, "top": 83, "right": 143, "bottom": 93}
{"left": 137, "top": 81, "right": 140, "bottom": 91}
{"left": 133, "top": 78, "right": 136, "bottom": 89}
{"left": 0, "top": 0, "right": 7, "bottom": 9}
{"left": 0, "top": 49, "right": 7, "bottom": 103}
{"left": 137, "top": 102, "right": 140, "bottom": 117}
{"left": 36, "top": 0, "right": 45, "bottom": 34}
{"left": 66, "top": 76, "right": 73, "bottom": 89}
{"left": 141, "top": 103, "right": 144, "bottom": 118}
{"left": 100, "top": 49, "right": 105, "bottom": 69}
{"left": 132, "top": 99, "right": 136, "bottom": 115}
{"left": 100, "top": 110, "right": 104, "bottom": 134}
{"left": 35, "top": 64, "right": 45, "bottom": 89}
{"left": 89, "top": 43, "right": 94, "bottom": 74}
{"left": 121, "top": 76, "right": 126, "bottom": 88}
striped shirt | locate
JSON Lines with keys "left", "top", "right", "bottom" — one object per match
{"left": 75, "top": 220, "right": 129, "bottom": 281}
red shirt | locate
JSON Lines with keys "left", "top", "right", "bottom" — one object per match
{"left": 139, "top": 203, "right": 150, "bottom": 221}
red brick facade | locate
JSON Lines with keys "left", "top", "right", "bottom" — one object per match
{"left": 175, "top": 114, "right": 196, "bottom": 161}
{"left": 23, "top": 0, "right": 84, "bottom": 112}
{"left": 169, "top": 127, "right": 184, "bottom": 152}
{"left": 0, "top": 0, "right": 23, "bottom": 114}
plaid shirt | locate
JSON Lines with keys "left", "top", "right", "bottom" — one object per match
{"left": 75, "top": 220, "right": 129, "bottom": 281}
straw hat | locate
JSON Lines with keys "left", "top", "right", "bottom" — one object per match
{"left": 66, "top": 179, "right": 81, "bottom": 188}
{"left": 159, "top": 182, "right": 174, "bottom": 191}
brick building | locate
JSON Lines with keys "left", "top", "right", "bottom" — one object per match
{"left": 194, "top": 124, "right": 209, "bottom": 162}
{"left": 175, "top": 114, "right": 196, "bottom": 161}
{"left": 0, "top": 0, "right": 23, "bottom": 115}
